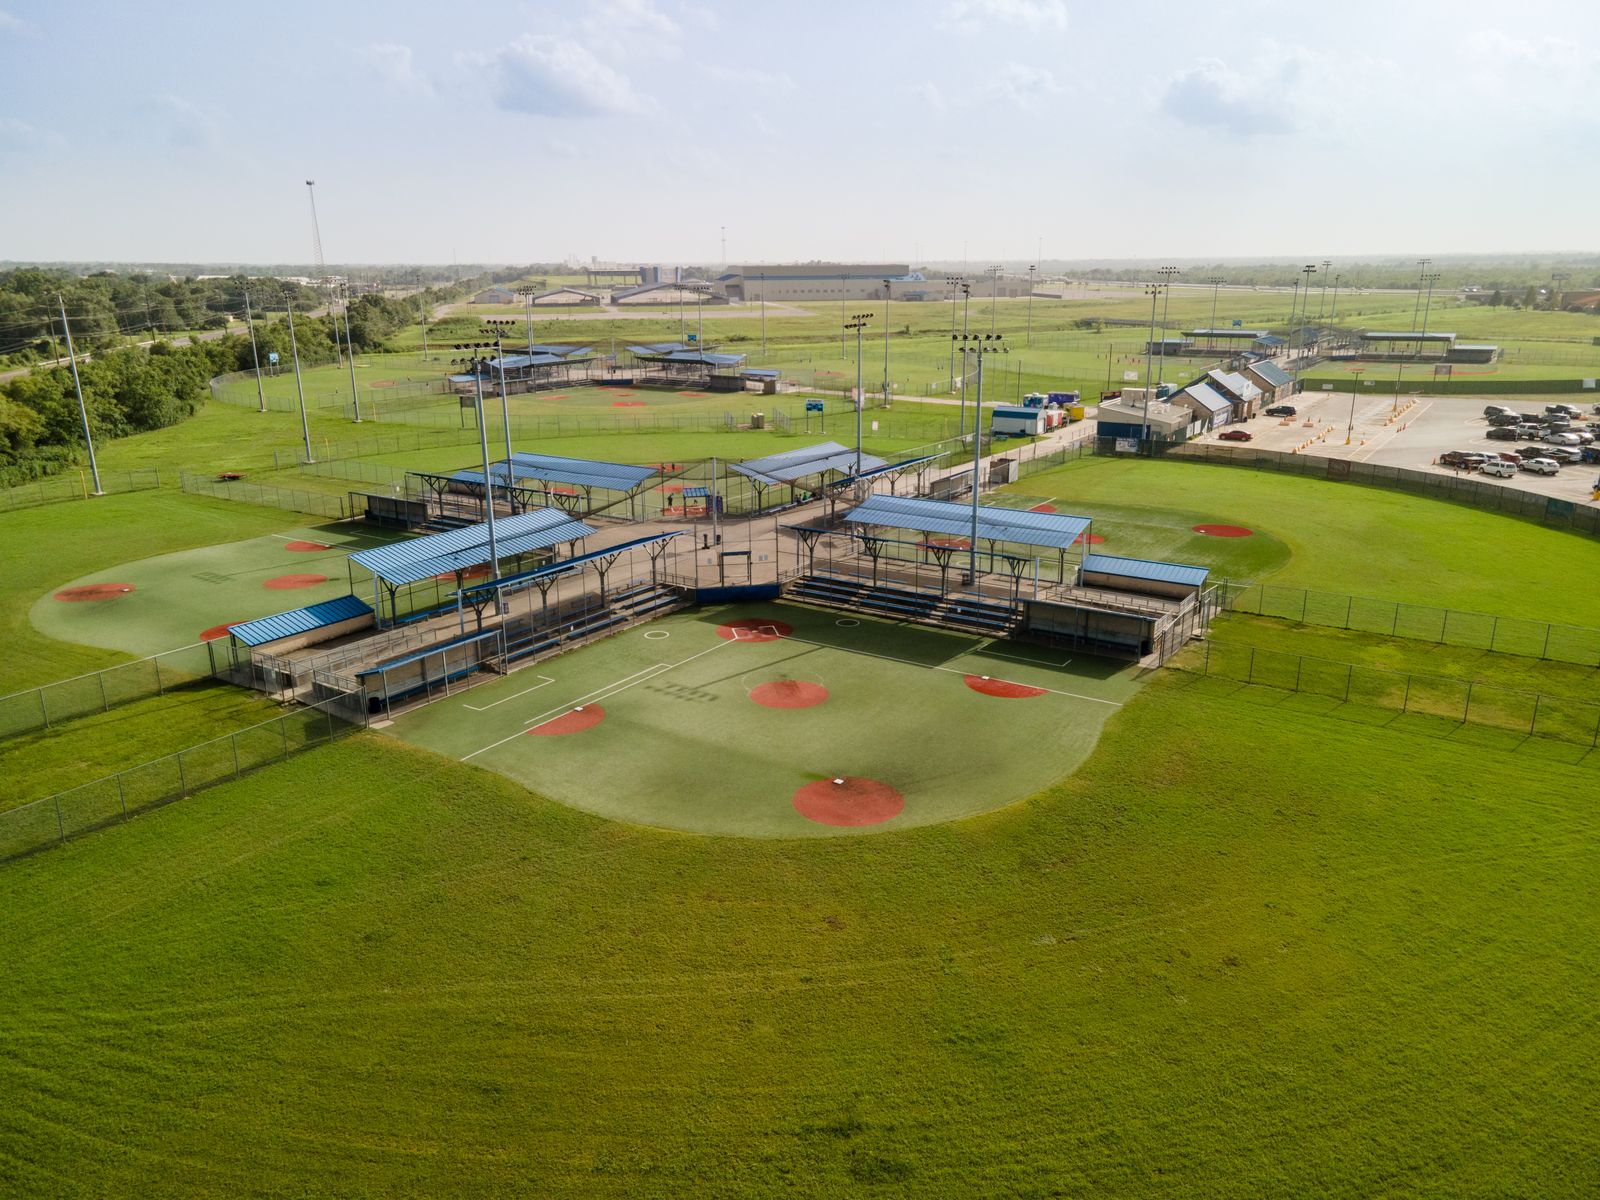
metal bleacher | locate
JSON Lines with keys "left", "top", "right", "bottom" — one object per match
{"left": 786, "top": 575, "right": 1019, "bottom": 637}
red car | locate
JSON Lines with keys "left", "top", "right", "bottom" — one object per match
{"left": 1217, "top": 429, "right": 1253, "bottom": 442}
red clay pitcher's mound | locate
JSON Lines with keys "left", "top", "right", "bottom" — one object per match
{"left": 793, "top": 777, "right": 905, "bottom": 827}
{"left": 1192, "top": 524, "right": 1254, "bottom": 538}
{"left": 199, "top": 623, "right": 238, "bottom": 642}
{"left": 527, "top": 705, "right": 606, "bottom": 736}
{"left": 264, "top": 573, "right": 329, "bottom": 590}
{"left": 716, "top": 618, "right": 793, "bottom": 642}
{"left": 284, "top": 540, "right": 330, "bottom": 552}
{"left": 613, "top": 400, "right": 645, "bottom": 407}
{"left": 1073, "top": 532, "right": 1106, "bottom": 546}
{"left": 751, "top": 680, "right": 828, "bottom": 709}
{"left": 1029, "top": 503, "right": 1057, "bottom": 513}
{"left": 964, "top": 674, "right": 1047, "bottom": 699}
{"left": 54, "top": 583, "right": 135, "bottom": 602}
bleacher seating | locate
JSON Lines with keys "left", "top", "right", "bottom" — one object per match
{"left": 786, "top": 575, "right": 1019, "bottom": 637}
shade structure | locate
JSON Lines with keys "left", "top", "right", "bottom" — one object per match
{"left": 732, "top": 442, "right": 889, "bottom": 487}
{"left": 349, "top": 508, "right": 595, "bottom": 588}
{"left": 229, "top": 594, "right": 374, "bottom": 648}
{"left": 503, "top": 452, "right": 657, "bottom": 492}
{"left": 844, "top": 494, "right": 1091, "bottom": 551}
{"left": 1081, "top": 553, "right": 1209, "bottom": 589}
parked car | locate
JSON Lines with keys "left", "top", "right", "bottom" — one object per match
{"left": 1483, "top": 404, "right": 1512, "bottom": 417}
{"left": 1571, "top": 430, "right": 1595, "bottom": 444}
{"left": 1516, "top": 424, "right": 1543, "bottom": 439}
{"left": 1545, "top": 447, "right": 1583, "bottom": 464}
{"left": 1496, "top": 451, "right": 1524, "bottom": 465}
{"left": 1547, "top": 403, "right": 1582, "bottom": 417}
{"left": 1485, "top": 427, "right": 1519, "bottom": 440}
{"left": 1217, "top": 428, "right": 1253, "bottom": 442}
{"left": 1439, "top": 450, "right": 1475, "bottom": 467}
{"left": 1521, "top": 458, "right": 1561, "bottom": 475}
{"left": 1486, "top": 413, "right": 1521, "bottom": 426}
{"left": 1541, "top": 416, "right": 1571, "bottom": 430}
{"left": 1546, "top": 431, "right": 1581, "bottom": 445}
{"left": 1264, "top": 405, "right": 1297, "bottom": 417}
{"left": 1479, "top": 459, "right": 1517, "bottom": 478}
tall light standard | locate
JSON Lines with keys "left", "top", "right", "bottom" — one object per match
{"left": 1297, "top": 263, "right": 1317, "bottom": 363}
{"left": 479, "top": 325, "right": 517, "bottom": 474}
{"left": 516, "top": 286, "right": 538, "bottom": 358}
{"left": 243, "top": 282, "right": 267, "bottom": 413}
{"left": 285, "top": 297, "right": 314, "bottom": 464}
{"left": 1206, "top": 275, "right": 1225, "bottom": 353}
{"left": 341, "top": 279, "right": 361, "bottom": 422}
{"left": 1346, "top": 368, "right": 1364, "bottom": 445}
{"left": 953, "top": 333, "right": 1006, "bottom": 585}
{"left": 759, "top": 271, "right": 767, "bottom": 355}
{"left": 1141, "top": 283, "right": 1160, "bottom": 446}
{"left": 1316, "top": 259, "right": 1332, "bottom": 321}
{"left": 1285, "top": 276, "right": 1300, "bottom": 363}
{"left": 846, "top": 312, "right": 871, "bottom": 473}
{"left": 1329, "top": 273, "right": 1344, "bottom": 322}
{"left": 947, "top": 277, "right": 969, "bottom": 393}
{"left": 56, "top": 295, "right": 103, "bottom": 495}
{"left": 988, "top": 264, "right": 1003, "bottom": 333}
{"left": 1418, "top": 272, "right": 1442, "bottom": 351}
{"left": 1025, "top": 264, "right": 1036, "bottom": 347}
{"left": 1155, "top": 266, "right": 1179, "bottom": 391}
{"left": 1411, "top": 257, "right": 1431, "bottom": 332}
{"left": 881, "top": 279, "right": 892, "bottom": 407}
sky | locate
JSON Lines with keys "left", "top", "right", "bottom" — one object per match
{"left": 3, "top": 0, "right": 1599, "bottom": 266}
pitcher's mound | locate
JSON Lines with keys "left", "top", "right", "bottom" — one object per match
{"left": 264, "top": 574, "right": 328, "bottom": 590}
{"left": 793, "top": 777, "right": 904, "bottom": 826}
{"left": 1192, "top": 524, "right": 1253, "bottom": 538}
{"left": 528, "top": 705, "right": 606, "bottom": 736}
{"left": 964, "top": 674, "right": 1046, "bottom": 698}
{"left": 751, "top": 680, "right": 828, "bottom": 709}
{"left": 54, "top": 583, "right": 135, "bottom": 602}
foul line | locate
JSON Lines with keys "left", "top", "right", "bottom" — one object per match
{"left": 782, "top": 634, "right": 1121, "bottom": 707}
{"left": 463, "top": 674, "right": 555, "bottom": 712}
{"left": 461, "top": 641, "right": 735, "bottom": 763}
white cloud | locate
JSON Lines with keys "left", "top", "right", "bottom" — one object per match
{"left": 982, "top": 63, "right": 1061, "bottom": 111}
{"left": 360, "top": 42, "right": 433, "bottom": 96}
{"left": 910, "top": 81, "right": 947, "bottom": 113}
{"left": 581, "top": 0, "right": 680, "bottom": 51}
{"left": 943, "top": 0, "right": 1068, "bottom": 33}
{"left": 0, "top": 117, "right": 64, "bottom": 152}
{"left": 705, "top": 64, "right": 796, "bottom": 91}
{"left": 0, "top": 10, "right": 28, "bottom": 32}
{"left": 156, "top": 94, "right": 225, "bottom": 150}
{"left": 1160, "top": 58, "right": 1293, "bottom": 137}
{"left": 469, "top": 35, "right": 651, "bottom": 117}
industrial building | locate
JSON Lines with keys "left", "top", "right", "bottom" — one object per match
{"left": 719, "top": 264, "right": 913, "bottom": 303}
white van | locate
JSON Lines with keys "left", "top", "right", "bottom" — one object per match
{"left": 1479, "top": 459, "right": 1517, "bottom": 478}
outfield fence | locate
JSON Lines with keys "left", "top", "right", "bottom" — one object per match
{"left": 0, "top": 468, "right": 163, "bottom": 513}
{"left": 0, "top": 704, "right": 355, "bottom": 865}
{"left": 180, "top": 472, "right": 352, "bottom": 519}
{"left": 1216, "top": 581, "right": 1600, "bottom": 667}
{"left": 0, "top": 641, "right": 225, "bottom": 740}
{"left": 1155, "top": 442, "right": 1600, "bottom": 540}
{"left": 1184, "top": 639, "right": 1600, "bottom": 750}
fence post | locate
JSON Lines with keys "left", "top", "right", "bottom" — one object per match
{"left": 1247, "top": 647, "right": 1256, "bottom": 684}
{"left": 1463, "top": 681, "right": 1473, "bottom": 724}
{"left": 1489, "top": 616, "right": 1498, "bottom": 653}
{"left": 1402, "top": 674, "right": 1412, "bottom": 712}
{"left": 54, "top": 797, "right": 65, "bottom": 842}
{"left": 1439, "top": 609, "right": 1449, "bottom": 644}
{"left": 38, "top": 688, "right": 49, "bottom": 729}
{"left": 1204, "top": 637, "right": 1211, "bottom": 674}
{"left": 176, "top": 751, "right": 187, "bottom": 794}
{"left": 1541, "top": 623, "right": 1552, "bottom": 660}
{"left": 117, "top": 774, "right": 127, "bottom": 818}
{"left": 98, "top": 671, "right": 109, "bottom": 712}
{"left": 232, "top": 732, "right": 242, "bottom": 778}
{"left": 1529, "top": 693, "right": 1540, "bottom": 737}
{"left": 1344, "top": 595, "right": 1353, "bottom": 629}
{"left": 1344, "top": 663, "right": 1353, "bottom": 702}
{"left": 281, "top": 717, "right": 290, "bottom": 758}
{"left": 1391, "top": 603, "right": 1400, "bottom": 636}
{"left": 1293, "top": 655, "right": 1303, "bottom": 693}
{"left": 153, "top": 654, "right": 163, "bottom": 694}
{"left": 1300, "top": 590, "right": 1308, "bottom": 625}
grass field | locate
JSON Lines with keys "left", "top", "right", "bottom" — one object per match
{"left": 393, "top": 603, "right": 1138, "bottom": 837}
{"left": 5, "top": 419, "right": 1600, "bottom": 1195}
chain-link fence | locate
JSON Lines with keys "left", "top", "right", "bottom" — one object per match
{"left": 1217, "top": 581, "right": 1600, "bottom": 667}
{"left": 1186, "top": 639, "right": 1600, "bottom": 749}
{"left": 180, "top": 472, "right": 351, "bottom": 519}
{"left": 1159, "top": 442, "right": 1600, "bottom": 540}
{"left": 0, "top": 704, "right": 354, "bottom": 865}
{"left": 0, "top": 641, "right": 223, "bottom": 740}
{"left": 0, "top": 469, "right": 163, "bottom": 513}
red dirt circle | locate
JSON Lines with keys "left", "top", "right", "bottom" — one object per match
{"left": 613, "top": 400, "right": 646, "bottom": 407}
{"left": 1191, "top": 524, "right": 1254, "bottom": 538}
{"left": 793, "top": 776, "right": 905, "bottom": 827}
{"left": 1029, "top": 503, "right": 1056, "bottom": 513}
{"left": 199, "top": 623, "right": 238, "bottom": 642}
{"left": 53, "top": 583, "right": 135, "bottom": 602}
{"left": 750, "top": 680, "right": 828, "bottom": 709}
{"left": 284, "top": 540, "right": 330, "bottom": 552}
{"left": 716, "top": 618, "right": 794, "bottom": 642}
{"left": 527, "top": 705, "right": 606, "bottom": 736}
{"left": 263, "top": 573, "right": 329, "bottom": 590}
{"left": 1073, "top": 532, "right": 1106, "bottom": 546}
{"left": 964, "top": 674, "right": 1047, "bottom": 699}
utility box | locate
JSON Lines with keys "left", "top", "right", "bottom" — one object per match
{"left": 750, "top": 412, "right": 765, "bottom": 429}
{"left": 988, "top": 456, "right": 1019, "bottom": 485}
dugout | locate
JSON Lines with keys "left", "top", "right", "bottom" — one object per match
{"left": 411, "top": 453, "right": 659, "bottom": 523}
{"left": 625, "top": 343, "right": 746, "bottom": 390}
{"left": 1079, "top": 553, "right": 1209, "bottom": 600}
{"left": 351, "top": 491, "right": 429, "bottom": 530}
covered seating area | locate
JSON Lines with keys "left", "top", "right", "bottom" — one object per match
{"left": 729, "top": 441, "right": 936, "bottom": 516}
{"left": 411, "top": 452, "right": 659, "bottom": 523}
{"left": 448, "top": 345, "right": 594, "bottom": 395}
{"left": 625, "top": 343, "right": 747, "bottom": 390}
{"left": 349, "top": 507, "right": 596, "bottom": 626}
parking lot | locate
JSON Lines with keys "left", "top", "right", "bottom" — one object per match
{"left": 1197, "top": 391, "right": 1600, "bottom": 505}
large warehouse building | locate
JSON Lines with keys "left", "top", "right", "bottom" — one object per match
{"left": 720, "top": 264, "right": 912, "bottom": 302}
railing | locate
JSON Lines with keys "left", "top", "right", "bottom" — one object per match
{"left": 0, "top": 641, "right": 223, "bottom": 740}
{"left": 0, "top": 468, "right": 163, "bottom": 513}
{"left": 1215, "top": 581, "right": 1600, "bottom": 667}
{"left": 1180, "top": 638, "right": 1600, "bottom": 750}
{"left": 0, "top": 704, "right": 355, "bottom": 865}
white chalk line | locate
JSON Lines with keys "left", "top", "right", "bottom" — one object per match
{"left": 463, "top": 675, "right": 555, "bottom": 712}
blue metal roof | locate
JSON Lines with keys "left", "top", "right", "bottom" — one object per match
{"left": 732, "top": 442, "right": 889, "bottom": 485}
{"left": 740, "top": 368, "right": 781, "bottom": 379}
{"left": 509, "top": 452, "right": 656, "bottom": 491}
{"left": 1361, "top": 331, "right": 1456, "bottom": 341}
{"left": 1187, "top": 328, "right": 1268, "bottom": 338}
{"left": 1245, "top": 359, "right": 1292, "bottom": 387}
{"left": 626, "top": 344, "right": 746, "bottom": 367}
{"left": 1082, "top": 553, "right": 1209, "bottom": 588}
{"left": 1175, "top": 383, "right": 1232, "bottom": 416}
{"left": 453, "top": 531, "right": 686, "bottom": 601}
{"left": 845, "top": 494, "right": 1091, "bottom": 551}
{"left": 349, "top": 508, "right": 595, "bottom": 587}
{"left": 229, "top": 594, "right": 373, "bottom": 648}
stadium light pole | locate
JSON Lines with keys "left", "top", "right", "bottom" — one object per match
{"left": 759, "top": 272, "right": 767, "bottom": 355}
{"left": 1025, "top": 264, "right": 1036, "bottom": 347}
{"left": 1154, "top": 266, "right": 1179, "bottom": 392}
{"left": 1411, "top": 258, "right": 1431, "bottom": 332}
{"left": 1298, "top": 264, "right": 1316, "bottom": 361}
{"left": 988, "top": 264, "right": 1002, "bottom": 333}
{"left": 947, "top": 277, "right": 969, "bottom": 394}
{"left": 881, "top": 279, "right": 892, "bottom": 407}
{"left": 1346, "top": 368, "right": 1364, "bottom": 444}
{"left": 1330, "top": 273, "right": 1343, "bottom": 321}
{"left": 846, "top": 312, "right": 871, "bottom": 474}
{"left": 516, "top": 286, "right": 538, "bottom": 358}
{"left": 1206, "top": 275, "right": 1225, "bottom": 352}
{"left": 1285, "top": 276, "right": 1300, "bottom": 364}
{"left": 57, "top": 295, "right": 103, "bottom": 495}
{"left": 418, "top": 283, "right": 430, "bottom": 359}
{"left": 1141, "top": 283, "right": 1160, "bottom": 447}
{"left": 285, "top": 298, "right": 314, "bottom": 464}
{"left": 243, "top": 283, "right": 267, "bottom": 413}
{"left": 480, "top": 325, "right": 516, "bottom": 475}
{"left": 1316, "top": 259, "right": 1332, "bottom": 321}
{"left": 341, "top": 280, "right": 361, "bottom": 422}
{"left": 471, "top": 363, "right": 502, "bottom": 589}
{"left": 1418, "top": 272, "right": 1442, "bottom": 346}
{"left": 954, "top": 333, "right": 1006, "bottom": 585}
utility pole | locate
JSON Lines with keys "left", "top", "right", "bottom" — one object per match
{"left": 881, "top": 279, "right": 892, "bottom": 408}
{"left": 1411, "top": 258, "right": 1431, "bottom": 331}
{"left": 1317, "top": 260, "right": 1332, "bottom": 321}
{"left": 1141, "top": 284, "right": 1160, "bottom": 447}
{"left": 57, "top": 295, "right": 102, "bottom": 495}
{"left": 419, "top": 286, "right": 429, "bottom": 358}
{"left": 1155, "top": 266, "right": 1179, "bottom": 391}
{"left": 1207, "top": 276, "right": 1224, "bottom": 353}
{"left": 846, "top": 312, "right": 871, "bottom": 474}
{"left": 286, "top": 300, "right": 314, "bottom": 464}
{"left": 243, "top": 284, "right": 267, "bottom": 413}
{"left": 1025, "top": 264, "right": 1036, "bottom": 347}
{"left": 341, "top": 280, "right": 361, "bottom": 421}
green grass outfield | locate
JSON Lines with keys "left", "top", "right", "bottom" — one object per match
{"left": 392, "top": 603, "right": 1138, "bottom": 837}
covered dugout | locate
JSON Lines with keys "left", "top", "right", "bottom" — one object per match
{"left": 412, "top": 453, "right": 658, "bottom": 522}
{"left": 448, "top": 345, "right": 594, "bottom": 395}
{"left": 730, "top": 442, "right": 936, "bottom": 516}
{"left": 625, "top": 343, "right": 746, "bottom": 391}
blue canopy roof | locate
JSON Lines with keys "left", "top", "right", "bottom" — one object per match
{"left": 453, "top": 531, "right": 685, "bottom": 601}
{"left": 626, "top": 344, "right": 746, "bottom": 367}
{"left": 1245, "top": 359, "right": 1292, "bottom": 387}
{"left": 506, "top": 452, "right": 656, "bottom": 491}
{"left": 731, "top": 442, "right": 888, "bottom": 485}
{"left": 349, "top": 508, "right": 595, "bottom": 587}
{"left": 1082, "top": 553, "right": 1209, "bottom": 588}
{"left": 229, "top": 594, "right": 373, "bottom": 648}
{"left": 844, "top": 494, "right": 1090, "bottom": 551}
